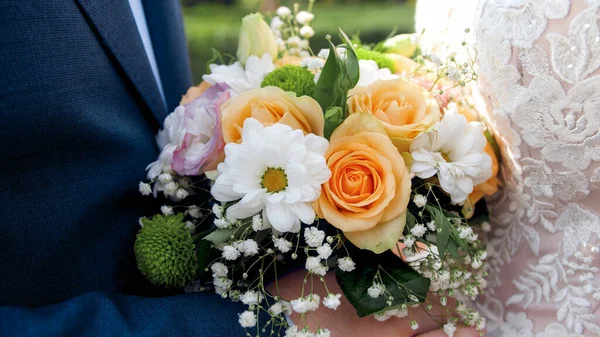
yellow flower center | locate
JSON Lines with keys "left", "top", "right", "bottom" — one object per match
{"left": 262, "top": 167, "right": 288, "bottom": 193}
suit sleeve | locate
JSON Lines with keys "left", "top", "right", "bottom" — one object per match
{"left": 0, "top": 292, "right": 249, "bottom": 337}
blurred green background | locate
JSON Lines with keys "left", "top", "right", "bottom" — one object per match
{"left": 182, "top": 0, "right": 417, "bottom": 83}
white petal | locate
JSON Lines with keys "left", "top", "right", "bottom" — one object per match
{"left": 288, "top": 202, "right": 316, "bottom": 224}
{"left": 266, "top": 203, "right": 297, "bottom": 232}
{"left": 304, "top": 134, "right": 329, "bottom": 154}
{"left": 211, "top": 172, "right": 244, "bottom": 202}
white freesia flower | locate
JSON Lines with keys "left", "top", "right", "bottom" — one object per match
{"left": 357, "top": 60, "right": 398, "bottom": 87}
{"left": 300, "top": 26, "right": 315, "bottom": 39}
{"left": 203, "top": 54, "right": 275, "bottom": 97}
{"left": 211, "top": 118, "right": 331, "bottom": 233}
{"left": 410, "top": 109, "right": 492, "bottom": 204}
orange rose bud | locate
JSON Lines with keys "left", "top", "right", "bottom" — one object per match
{"left": 313, "top": 113, "right": 412, "bottom": 254}
{"left": 347, "top": 78, "right": 441, "bottom": 152}
{"left": 219, "top": 86, "right": 324, "bottom": 144}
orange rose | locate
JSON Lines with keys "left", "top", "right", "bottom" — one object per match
{"left": 386, "top": 53, "right": 419, "bottom": 76}
{"left": 313, "top": 113, "right": 412, "bottom": 253}
{"left": 180, "top": 81, "right": 212, "bottom": 105}
{"left": 220, "top": 86, "right": 324, "bottom": 144}
{"left": 347, "top": 78, "right": 441, "bottom": 152}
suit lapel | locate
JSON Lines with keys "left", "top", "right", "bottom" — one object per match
{"left": 142, "top": 0, "right": 193, "bottom": 112}
{"left": 75, "top": 0, "right": 168, "bottom": 122}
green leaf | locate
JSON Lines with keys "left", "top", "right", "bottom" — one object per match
{"left": 313, "top": 39, "right": 342, "bottom": 111}
{"left": 196, "top": 238, "right": 219, "bottom": 279}
{"left": 426, "top": 205, "right": 450, "bottom": 260}
{"left": 313, "top": 29, "right": 360, "bottom": 114}
{"left": 335, "top": 250, "right": 430, "bottom": 317}
{"left": 323, "top": 106, "right": 344, "bottom": 140}
{"left": 339, "top": 29, "right": 360, "bottom": 89}
{"left": 203, "top": 227, "right": 237, "bottom": 245}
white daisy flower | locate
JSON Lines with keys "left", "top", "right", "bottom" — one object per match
{"left": 410, "top": 108, "right": 492, "bottom": 204}
{"left": 211, "top": 118, "right": 331, "bottom": 233}
{"left": 203, "top": 54, "right": 275, "bottom": 97}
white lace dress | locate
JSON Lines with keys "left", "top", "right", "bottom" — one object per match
{"left": 416, "top": 1, "right": 600, "bottom": 336}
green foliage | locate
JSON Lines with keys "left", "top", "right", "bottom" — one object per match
{"left": 355, "top": 48, "right": 396, "bottom": 73}
{"left": 134, "top": 214, "right": 198, "bottom": 288}
{"left": 261, "top": 65, "right": 316, "bottom": 97}
{"left": 183, "top": 3, "right": 415, "bottom": 82}
{"left": 313, "top": 29, "right": 359, "bottom": 138}
{"left": 425, "top": 205, "right": 451, "bottom": 260}
{"left": 323, "top": 106, "right": 344, "bottom": 140}
{"left": 335, "top": 250, "right": 430, "bottom": 317}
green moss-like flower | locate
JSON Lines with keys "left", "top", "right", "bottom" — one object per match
{"left": 261, "top": 65, "right": 316, "bottom": 97}
{"left": 134, "top": 213, "right": 197, "bottom": 288}
{"left": 355, "top": 48, "right": 397, "bottom": 73}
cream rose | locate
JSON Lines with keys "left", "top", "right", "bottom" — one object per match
{"left": 220, "top": 86, "right": 324, "bottom": 144}
{"left": 313, "top": 113, "right": 412, "bottom": 253}
{"left": 347, "top": 78, "right": 441, "bottom": 152}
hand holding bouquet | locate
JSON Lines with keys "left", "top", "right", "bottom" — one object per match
{"left": 135, "top": 3, "right": 500, "bottom": 336}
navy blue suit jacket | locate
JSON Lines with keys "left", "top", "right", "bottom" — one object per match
{"left": 0, "top": 1, "right": 246, "bottom": 335}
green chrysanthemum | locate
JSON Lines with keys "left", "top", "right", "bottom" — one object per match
{"left": 134, "top": 213, "right": 197, "bottom": 288}
{"left": 261, "top": 65, "right": 316, "bottom": 97}
{"left": 355, "top": 48, "right": 397, "bottom": 73}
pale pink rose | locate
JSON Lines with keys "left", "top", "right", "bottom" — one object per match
{"left": 172, "top": 83, "right": 230, "bottom": 175}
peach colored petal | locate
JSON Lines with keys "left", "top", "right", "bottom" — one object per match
{"left": 344, "top": 212, "right": 407, "bottom": 254}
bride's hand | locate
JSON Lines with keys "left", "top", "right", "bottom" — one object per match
{"left": 272, "top": 271, "right": 482, "bottom": 337}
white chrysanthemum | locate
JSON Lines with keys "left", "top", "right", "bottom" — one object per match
{"left": 203, "top": 54, "right": 275, "bottom": 97}
{"left": 323, "top": 293, "right": 342, "bottom": 310}
{"left": 337, "top": 257, "right": 356, "bottom": 272}
{"left": 146, "top": 106, "right": 186, "bottom": 180}
{"left": 357, "top": 60, "right": 399, "bottom": 87}
{"left": 211, "top": 118, "right": 331, "bottom": 233}
{"left": 410, "top": 109, "right": 492, "bottom": 204}
{"left": 238, "top": 310, "right": 257, "bottom": 328}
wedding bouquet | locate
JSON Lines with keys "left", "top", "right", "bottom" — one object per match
{"left": 135, "top": 2, "right": 500, "bottom": 336}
